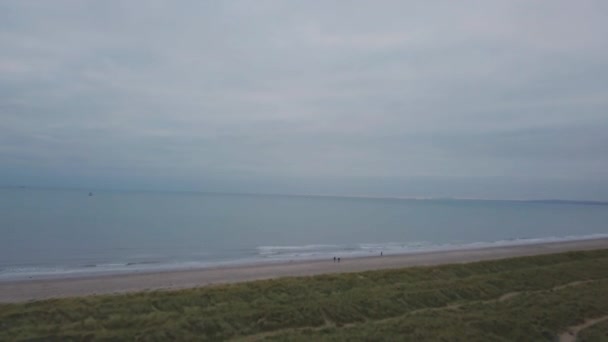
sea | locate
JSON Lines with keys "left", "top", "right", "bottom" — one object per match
{"left": 1, "top": 187, "right": 607, "bottom": 281}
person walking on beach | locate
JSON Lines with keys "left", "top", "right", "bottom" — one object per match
{"left": 338, "top": 257, "right": 341, "bottom": 263}
{"left": 333, "top": 257, "right": 336, "bottom": 263}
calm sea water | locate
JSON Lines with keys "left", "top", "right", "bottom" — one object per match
{"left": 1, "top": 188, "right": 607, "bottom": 280}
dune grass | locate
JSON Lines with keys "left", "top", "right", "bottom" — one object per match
{"left": 578, "top": 318, "right": 608, "bottom": 342}
{"left": 1, "top": 249, "right": 608, "bottom": 341}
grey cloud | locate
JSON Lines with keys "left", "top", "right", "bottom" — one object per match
{"left": 1, "top": 0, "right": 608, "bottom": 199}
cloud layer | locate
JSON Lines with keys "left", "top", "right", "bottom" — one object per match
{"left": 2, "top": 1, "right": 608, "bottom": 199}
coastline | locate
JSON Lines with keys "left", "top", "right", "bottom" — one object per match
{"left": 1, "top": 237, "right": 607, "bottom": 303}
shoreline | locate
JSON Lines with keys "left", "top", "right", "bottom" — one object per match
{"left": 3, "top": 233, "right": 608, "bottom": 282}
{"left": 1, "top": 237, "right": 607, "bottom": 303}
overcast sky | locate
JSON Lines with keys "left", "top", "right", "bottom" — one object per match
{"left": 1, "top": 1, "right": 608, "bottom": 199}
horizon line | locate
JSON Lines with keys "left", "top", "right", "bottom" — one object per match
{"left": 2, "top": 184, "right": 608, "bottom": 205}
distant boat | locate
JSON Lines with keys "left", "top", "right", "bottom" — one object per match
{"left": 88, "top": 192, "right": 93, "bottom": 196}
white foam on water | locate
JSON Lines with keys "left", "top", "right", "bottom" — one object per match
{"left": 1, "top": 233, "right": 607, "bottom": 282}
{"left": 255, "top": 233, "right": 608, "bottom": 260}
{"left": 257, "top": 244, "right": 342, "bottom": 256}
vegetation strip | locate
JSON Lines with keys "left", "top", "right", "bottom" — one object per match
{"left": 560, "top": 315, "right": 608, "bottom": 342}
{"left": 1, "top": 249, "right": 608, "bottom": 340}
{"left": 238, "top": 278, "right": 604, "bottom": 341}
{"left": 577, "top": 317, "right": 608, "bottom": 342}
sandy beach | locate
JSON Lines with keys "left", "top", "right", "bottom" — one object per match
{"left": 1, "top": 238, "right": 607, "bottom": 303}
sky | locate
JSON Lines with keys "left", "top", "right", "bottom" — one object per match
{"left": 1, "top": 1, "right": 608, "bottom": 200}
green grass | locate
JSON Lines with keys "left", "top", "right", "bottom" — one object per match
{"left": 578, "top": 318, "right": 608, "bottom": 342}
{"left": 1, "top": 249, "right": 608, "bottom": 341}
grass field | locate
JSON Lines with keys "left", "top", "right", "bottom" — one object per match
{"left": 578, "top": 319, "right": 608, "bottom": 342}
{"left": 1, "top": 249, "right": 608, "bottom": 341}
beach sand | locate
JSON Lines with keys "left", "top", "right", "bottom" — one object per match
{"left": 1, "top": 238, "right": 607, "bottom": 303}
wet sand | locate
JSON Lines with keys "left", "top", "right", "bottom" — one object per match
{"left": 1, "top": 238, "right": 607, "bottom": 303}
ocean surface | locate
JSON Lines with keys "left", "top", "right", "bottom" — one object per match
{"left": 1, "top": 187, "right": 607, "bottom": 280}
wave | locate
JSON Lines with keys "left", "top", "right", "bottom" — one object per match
{"left": 0, "top": 261, "right": 166, "bottom": 281}
{"left": 257, "top": 244, "right": 342, "bottom": 256}
{"left": 1, "top": 233, "right": 607, "bottom": 281}
{"left": 256, "top": 233, "right": 608, "bottom": 260}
